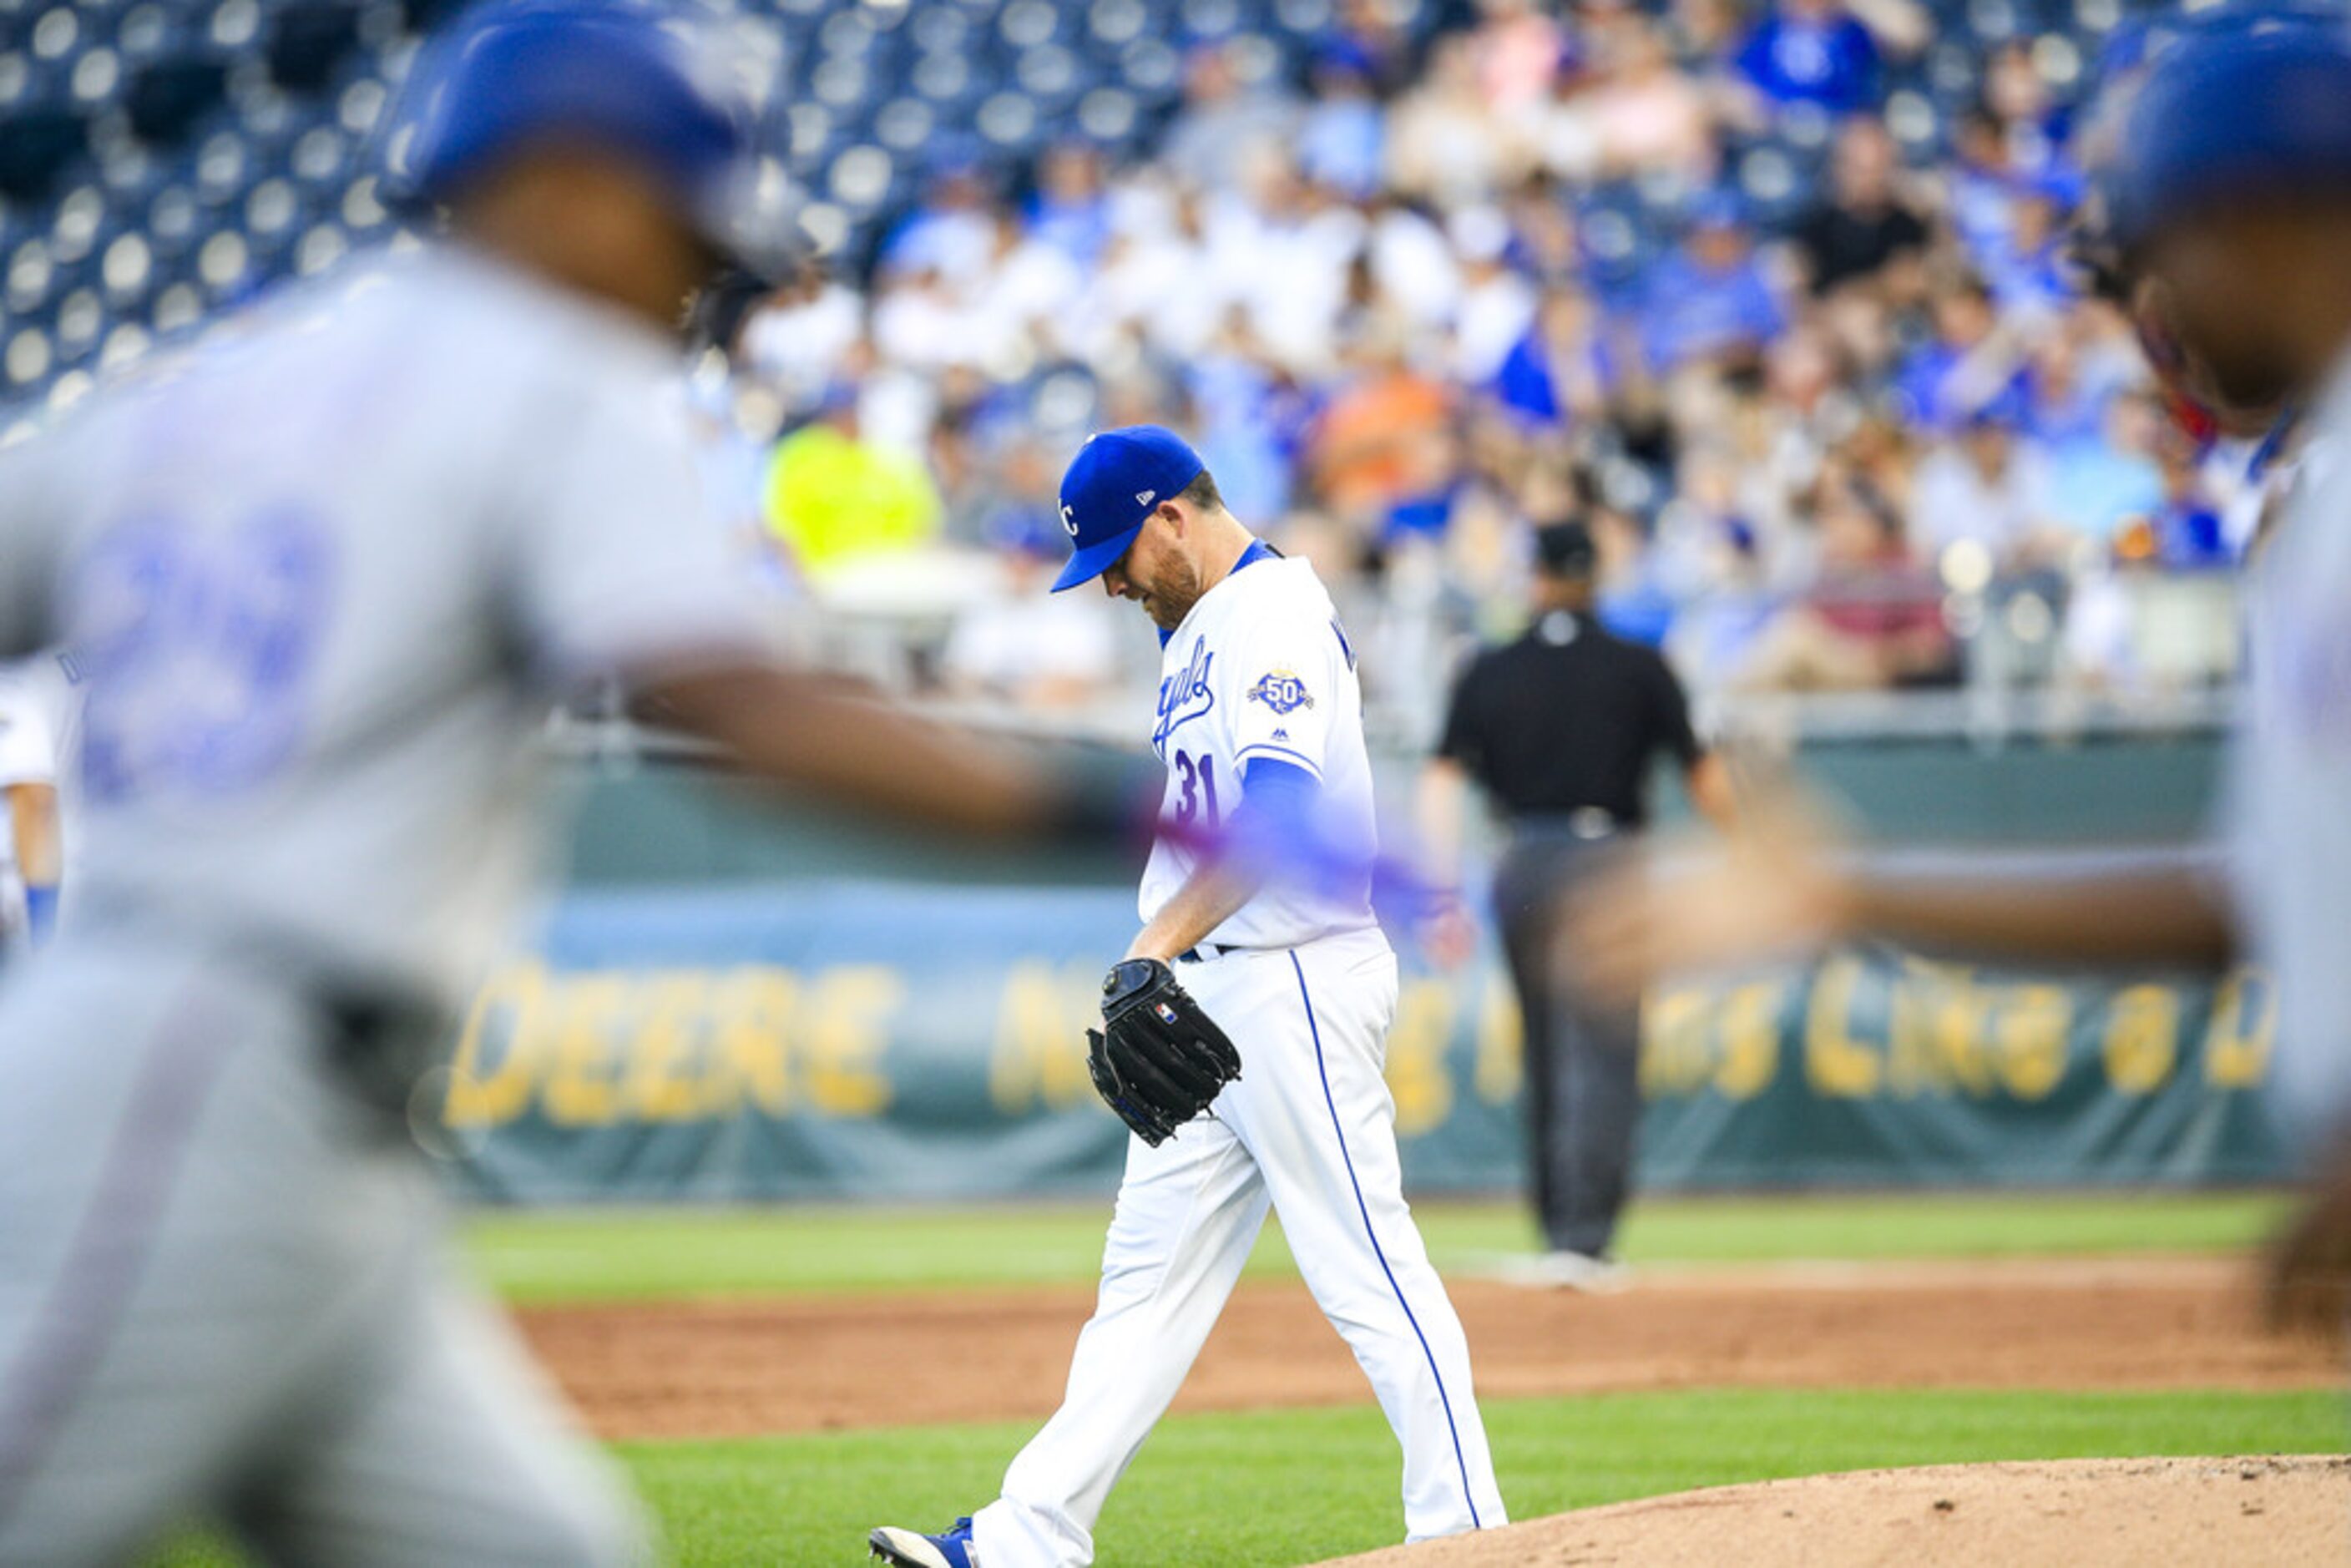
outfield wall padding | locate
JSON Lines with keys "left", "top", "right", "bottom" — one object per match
{"left": 437, "top": 882, "right": 2286, "bottom": 1201}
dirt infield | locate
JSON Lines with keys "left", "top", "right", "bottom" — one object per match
{"left": 514, "top": 1256, "right": 2337, "bottom": 1440}
{"left": 1305, "top": 1456, "right": 2351, "bottom": 1566}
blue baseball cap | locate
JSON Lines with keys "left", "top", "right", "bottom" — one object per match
{"left": 2110, "top": 24, "right": 2351, "bottom": 252}
{"left": 1051, "top": 426, "right": 1206, "bottom": 592}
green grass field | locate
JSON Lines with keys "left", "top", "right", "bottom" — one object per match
{"left": 150, "top": 1191, "right": 2342, "bottom": 1566}
{"left": 465, "top": 1188, "right": 2295, "bottom": 1303}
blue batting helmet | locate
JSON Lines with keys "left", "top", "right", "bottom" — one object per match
{"left": 387, "top": 0, "right": 801, "bottom": 281}
{"left": 2106, "top": 18, "right": 2351, "bottom": 253}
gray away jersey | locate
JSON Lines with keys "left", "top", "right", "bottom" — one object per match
{"left": 0, "top": 245, "right": 777, "bottom": 1003}
{"left": 2232, "top": 346, "right": 2351, "bottom": 1151}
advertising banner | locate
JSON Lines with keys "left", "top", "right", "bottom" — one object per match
{"left": 439, "top": 883, "right": 2288, "bottom": 1201}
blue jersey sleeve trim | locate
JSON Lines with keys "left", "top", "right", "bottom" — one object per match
{"left": 1236, "top": 741, "right": 1324, "bottom": 777}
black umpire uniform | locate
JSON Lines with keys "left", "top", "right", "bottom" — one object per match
{"left": 1432, "top": 523, "right": 1719, "bottom": 1267}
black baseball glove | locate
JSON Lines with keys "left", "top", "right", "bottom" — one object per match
{"left": 1086, "top": 959, "right": 1242, "bottom": 1146}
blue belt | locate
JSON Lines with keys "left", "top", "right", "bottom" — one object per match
{"left": 1176, "top": 943, "right": 1238, "bottom": 964}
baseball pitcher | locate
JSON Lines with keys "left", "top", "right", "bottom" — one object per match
{"left": 872, "top": 428, "right": 1508, "bottom": 1568}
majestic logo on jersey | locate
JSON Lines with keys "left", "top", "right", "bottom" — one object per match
{"left": 1152, "top": 639, "right": 1216, "bottom": 756}
{"left": 1247, "top": 670, "right": 1314, "bottom": 716}
{"left": 1060, "top": 503, "right": 1079, "bottom": 537}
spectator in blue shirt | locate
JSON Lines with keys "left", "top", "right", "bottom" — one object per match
{"left": 1024, "top": 143, "right": 1113, "bottom": 269}
{"left": 1893, "top": 277, "right": 2027, "bottom": 435}
{"left": 2149, "top": 424, "right": 2231, "bottom": 568}
{"left": 1491, "top": 286, "right": 1619, "bottom": 430}
{"left": 1188, "top": 315, "right": 1319, "bottom": 523}
{"left": 1639, "top": 196, "right": 1785, "bottom": 374}
{"left": 1737, "top": 0, "right": 1881, "bottom": 114}
{"left": 878, "top": 162, "right": 996, "bottom": 279}
{"left": 1298, "top": 43, "right": 1388, "bottom": 200}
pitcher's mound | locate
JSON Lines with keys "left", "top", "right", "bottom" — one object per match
{"left": 1312, "top": 1456, "right": 2349, "bottom": 1566}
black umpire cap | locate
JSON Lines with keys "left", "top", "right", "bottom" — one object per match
{"left": 1534, "top": 521, "right": 1597, "bottom": 579}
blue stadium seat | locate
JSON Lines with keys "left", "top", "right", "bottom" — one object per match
{"left": 267, "top": 1, "right": 358, "bottom": 91}
{"left": 126, "top": 55, "right": 227, "bottom": 144}
{"left": 0, "top": 107, "right": 84, "bottom": 200}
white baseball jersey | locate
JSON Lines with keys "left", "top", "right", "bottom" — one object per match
{"left": 2229, "top": 346, "right": 2351, "bottom": 1150}
{"left": 1139, "top": 550, "right": 1379, "bottom": 949}
{"left": 0, "top": 243, "right": 776, "bottom": 1004}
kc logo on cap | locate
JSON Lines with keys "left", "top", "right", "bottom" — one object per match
{"left": 1051, "top": 426, "right": 1206, "bottom": 593}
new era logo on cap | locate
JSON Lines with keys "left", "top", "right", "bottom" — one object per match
{"left": 1051, "top": 426, "right": 1206, "bottom": 593}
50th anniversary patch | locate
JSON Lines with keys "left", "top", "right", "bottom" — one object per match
{"left": 1247, "top": 670, "right": 1314, "bottom": 715}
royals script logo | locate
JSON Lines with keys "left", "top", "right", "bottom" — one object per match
{"left": 1153, "top": 639, "right": 1215, "bottom": 756}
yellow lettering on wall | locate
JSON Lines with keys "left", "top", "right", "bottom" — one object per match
{"left": 2102, "top": 984, "right": 2180, "bottom": 1094}
{"left": 625, "top": 971, "right": 713, "bottom": 1120}
{"left": 1641, "top": 988, "right": 1710, "bottom": 1096}
{"left": 2206, "top": 969, "right": 2276, "bottom": 1089}
{"left": 1993, "top": 984, "right": 2070, "bottom": 1100}
{"left": 1714, "top": 981, "right": 1782, "bottom": 1100}
{"left": 989, "top": 962, "right": 1096, "bottom": 1115}
{"left": 545, "top": 973, "right": 628, "bottom": 1126}
{"left": 1385, "top": 978, "right": 1455, "bottom": 1136}
{"left": 1887, "top": 959, "right": 1990, "bottom": 1097}
{"left": 806, "top": 966, "right": 901, "bottom": 1115}
{"left": 445, "top": 960, "right": 549, "bottom": 1126}
{"left": 710, "top": 967, "right": 796, "bottom": 1116}
{"left": 1804, "top": 956, "right": 1880, "bottom": 1097}
{"left": 1473, "top": 971, "right": 1523, "bottom": 1105}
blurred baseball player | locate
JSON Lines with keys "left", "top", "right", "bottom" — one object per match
{"left": 872, "top": 428, "right": 1507, "bottom": 1568}
{"left": 1565, "top": 22, "right": 2351, "bottom": 1329}
{"left": 0, "top": 5, "right": 1134, "bottom": 1562}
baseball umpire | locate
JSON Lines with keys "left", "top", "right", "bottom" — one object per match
{"left": 0, "top": 5, "right": 1130, "bottom": 1562}
{"left": 872, "top": 429, "right": 1507, "bottom": 1568}
{"left": 1418, "top": 520, "right": 1733, "bottom": 1287}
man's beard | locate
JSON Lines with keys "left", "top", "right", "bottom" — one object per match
{"left": 1144, "top": 554, "right": 1205, "bottom": 630}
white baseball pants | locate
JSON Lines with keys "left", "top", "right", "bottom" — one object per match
{"left": 972, "top": 927, "right": 1507, "bottom": 1567}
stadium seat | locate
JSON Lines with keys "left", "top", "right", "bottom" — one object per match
{"left": 0, "top": 0, "right": 2168, "bottom": 417}
{"left": 126, "top": 57, "right": 228, "bottom": 144}
{"left": 267, "top": 2, "right": 360, "bottom": 91}
{"left": 0, "top": 108, "right": 84, "bottom": 200}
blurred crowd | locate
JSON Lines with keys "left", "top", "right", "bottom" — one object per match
{"left": 691, "top": 0, "right": 2265, "bottom": 732}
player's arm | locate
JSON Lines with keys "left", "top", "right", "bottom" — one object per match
{"left": 1568, "top": 820, "right": 2237, "bottom": 1004}
{"left": 1413, "top": 757, "right": 1474, "bottom": 892}
{"left": 1841, "top": 862, "right": 2235, "bottom": 964}
{"left": 1411, "top": 758, "right": 1482, "bottom": 968}
{"left": 518, "top": 387, "right": 1141, "bottom": 845}
{"left": 6, "top": 781, "right": 59, "bottom": 943}
{"left": 636, "top": 661, "right": 1125, "bottom": 841}
{"left": 1648, "top": 647, "right": 1737, "bottom": 832}
{"left": 1684, "top": 752, "right": 1737, "bottom": 830}
{"left": 1124, "top": 758, "right": 1317, "bottom": 963}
